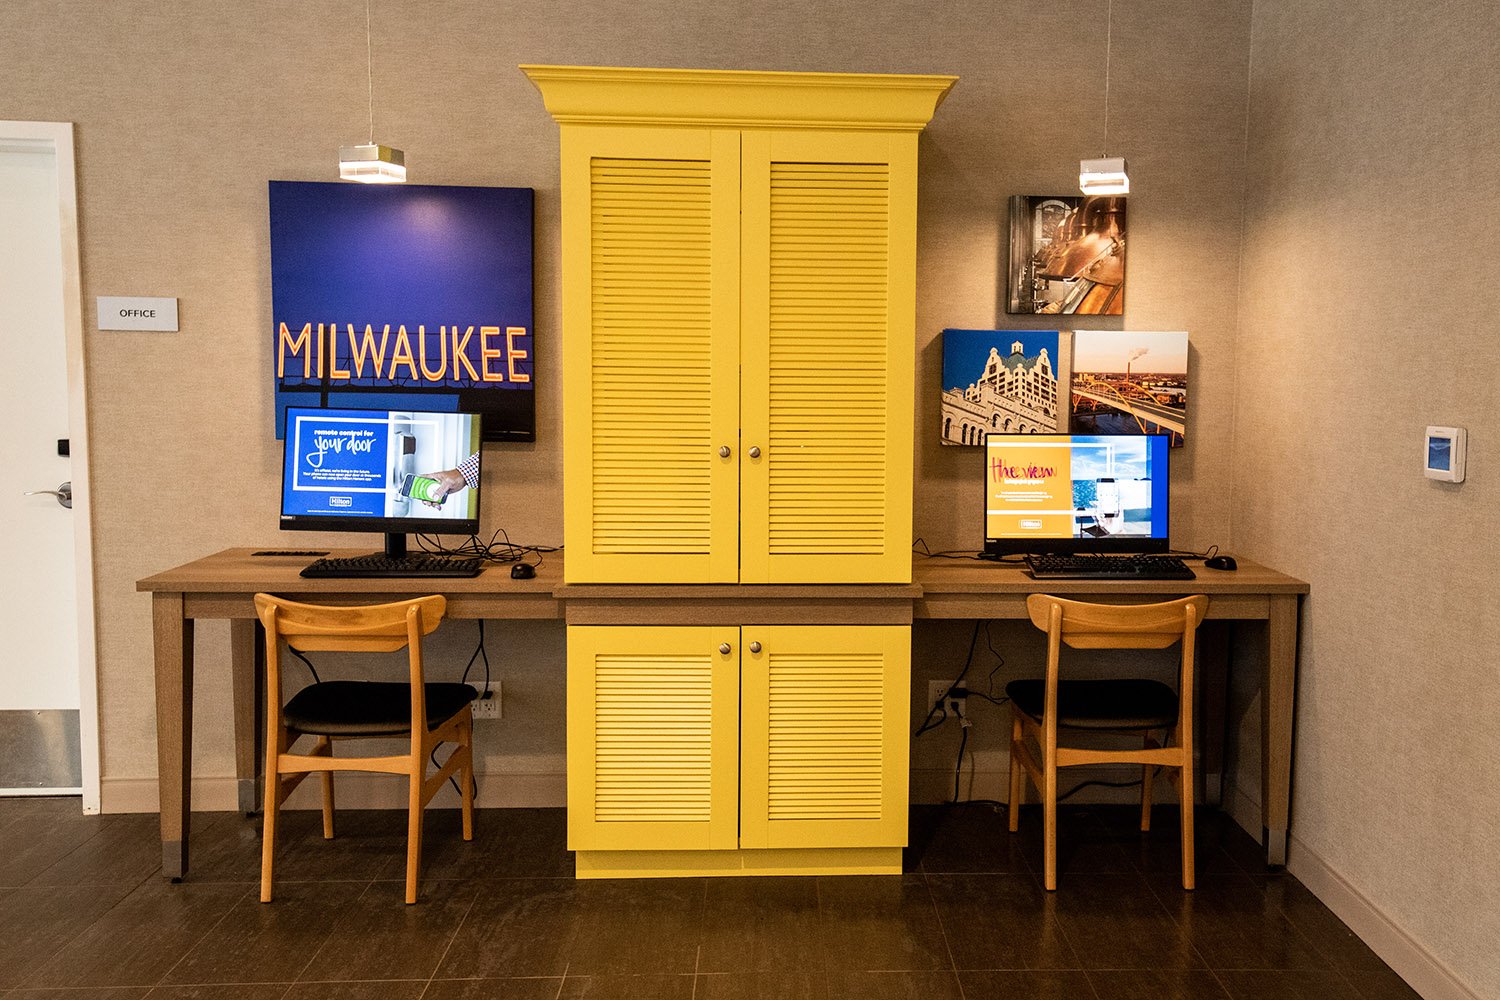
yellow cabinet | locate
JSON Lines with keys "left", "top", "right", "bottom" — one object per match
{"left": 567, "top": 624, "right": 911, "bottom": 876}
{"left": 526, "top": 66, "right": 954, "bottom": 585}
{"left": 528, "top": 66, "right": 953, "bottom": 879}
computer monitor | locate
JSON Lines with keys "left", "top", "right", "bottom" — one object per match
{"left": 280, "top": 406, "right": 482, "bottom": 558}
{"left": 983, "top": 433, "right": 1170, "bottom": 557}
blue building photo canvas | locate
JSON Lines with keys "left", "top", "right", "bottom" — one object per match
{"left": 939, "top": 329, "right": 1062, "bottom": 446}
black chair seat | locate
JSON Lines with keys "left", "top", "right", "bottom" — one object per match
{"left": 1005, "top": 678, "right": 1178, "bottom": 730}
{"left": 283, "top": 680, "right": 478, "bottom": 737}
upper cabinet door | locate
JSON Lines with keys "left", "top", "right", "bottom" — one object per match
{"left": 561, "top": 126, "right": 742, "bottom": 583}
{"left": 739, "top": 130, "right": 916, "bottom": 584}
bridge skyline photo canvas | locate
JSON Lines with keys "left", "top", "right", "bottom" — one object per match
{"left": 1069, "top": 329, "right": 1188, "bottom": 447}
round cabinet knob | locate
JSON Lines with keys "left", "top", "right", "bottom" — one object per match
{"left": 748, "top": 446, "right": 761, "bottom": 459}
{"left": 718, "top": 643, "right": 731, "bottom": 655}
{"left": 718, "top": 445, "right": 731, "bottom": 458}
{"left": 748, "top": 641, "right": 762, "bottom": 654}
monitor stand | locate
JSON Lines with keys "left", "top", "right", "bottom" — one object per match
{"left": 382, "top": 532, "right": 409, "bottom": 560}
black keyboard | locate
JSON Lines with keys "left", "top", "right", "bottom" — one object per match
{"left": 299, "top": 555, "right": 485, "bottom": 579}
{"left": 1024, "top": 553, "right": 1196, "bottom": 580}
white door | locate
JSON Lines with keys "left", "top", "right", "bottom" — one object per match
{"left": 0, "top": 124, "right": 98, "bottom": 806}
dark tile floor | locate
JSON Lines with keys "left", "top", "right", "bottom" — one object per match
{"left": 0, "top": 797, "right": 1421, "bottom": 1000}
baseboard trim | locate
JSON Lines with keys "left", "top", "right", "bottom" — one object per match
{"left": 1288, "top": 834, "right": 1482, "bottom": 1000}
{"left": 101, "top": 771, "right": 567, "bottom": 814}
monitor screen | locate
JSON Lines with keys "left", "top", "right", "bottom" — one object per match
{"left": 983, "top": 433, "right": 1169, "bottom": 555}
{"left": 281, "top": 406, "right": 482, "bottom": 534}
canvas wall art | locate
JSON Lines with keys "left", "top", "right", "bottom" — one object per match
{"left": 1007, "top": 195, "right": 1126, "bottom": 315}
{"left": 939, "top": 329, "right": 1063, "bottom": 446}
{"left": 270, "top": 181, "right": 535, "bottom": 442}
{"left": 1069, "top": 330, "right": 1188, "bottom": 447}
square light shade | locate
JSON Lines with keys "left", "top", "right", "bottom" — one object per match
{"left": 1079, "top": 156, "right": 1129, "bottom": 195}
{"left": 338, "top": 143, "right": 406, "bottom": 183}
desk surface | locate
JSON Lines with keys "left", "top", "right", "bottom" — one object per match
{"left": 912, "top": 555, "right": 1308, "bottom": 595}
{"left": 139, "top": 548, "right": 1308, "bottom": 603}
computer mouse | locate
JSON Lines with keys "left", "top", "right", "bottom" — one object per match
{"left": 510, "top": 562, "right": 536, "bottom": 579}
{"left": 1204, "top": 555, "right": 1237, "bottom": 571}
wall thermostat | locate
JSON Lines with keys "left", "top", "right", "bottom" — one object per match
{"left": 1424, "top": 426, "right": 1466, "bottom": 483}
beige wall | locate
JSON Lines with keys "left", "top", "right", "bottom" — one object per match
{"left": 1235, "top": 2, "right": 1499, "bottom": 997}
{"left": 0, "top": 0, "right": 1255, "bottom": 806}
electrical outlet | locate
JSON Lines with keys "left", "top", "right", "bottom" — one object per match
{"left": 472, "top": 681, "right": 501, "bottom": 720}
{"left": 928, "top": 680, "right": 967, "bottom": 717}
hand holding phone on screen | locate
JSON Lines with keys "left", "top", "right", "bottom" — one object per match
{"left": 400, "top": 472, "right": 461, "bottom": 507}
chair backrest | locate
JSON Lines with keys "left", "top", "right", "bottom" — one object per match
{"left": 1025, "top": 594, "right": 1208, "bottom": 651}
{"left": 1025, "top": 593, "right": 1209, "bottom": 737}
{"left": 254, "top": 594, "right": 447, "bottom": 746}
{"left": 254, "top": 594, "right": 446, "bottom": 653}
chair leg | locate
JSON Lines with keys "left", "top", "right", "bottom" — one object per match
{"left": 1007, "top": 712, "right": 1024, "bottom": 833}
{"left": 318, "top": 737, "right": 336, "bottom": 840}
{"left": 1042, "top": 753, "right": 1058, "bottom": 892}
{"left": 260, "top": 730, "right": 284, "bottom": 903}
{"left": 1179, "top": 755, "right": 1196, "bottom": 891}
{"left": 460, "top": 716, "right": 475, "bottom": 842}
{"left": 405, "top": 759, "right": 425, "bottom": 905}
{"left": 1140, "top": 733, "right": 1155, "bottom": 833}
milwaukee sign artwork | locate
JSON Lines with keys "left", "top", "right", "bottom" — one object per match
{"left": 269, "top": 180, "right": 535, "bottom": 442}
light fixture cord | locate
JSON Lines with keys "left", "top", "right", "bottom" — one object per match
{"left": 1102, "top": 0, "right": 1113, "bottom": 157}
{"left": 364, "top": 0, "right": 374, "bottom": 144}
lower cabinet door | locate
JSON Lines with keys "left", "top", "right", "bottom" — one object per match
{"left": 567, "top": 625, "right": 740, "bottom": 851}
{"left": 739, "top": 624, "right": 911, "bottom": 849}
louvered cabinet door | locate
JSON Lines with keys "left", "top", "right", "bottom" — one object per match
{"left": 739, "top": 131, "right": 917, "bottom": 584}
{"left": 561, "top": 126, "right": 742, "bottom": 583}
{"left": 566, "top": 625, "right": 740, "bottom": 851}
{"left": 739, "top": 625, "right": 910, "bottom": 849}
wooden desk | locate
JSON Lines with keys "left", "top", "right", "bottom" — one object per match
{"left": 136, "top": 548, "right": 564, "bottom": 879}
{"left": 138, "top": 549, "right": 1306, "bottom": 878}
{"left": 911, "top": 555, "right": 1307, "bottom": 866}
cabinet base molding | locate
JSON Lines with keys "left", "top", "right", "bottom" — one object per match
{"left": 575, "top": 846, "right": 902, "bottom": 879}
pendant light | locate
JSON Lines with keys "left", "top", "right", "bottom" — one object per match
{"left": 1079, "top": 0, "right": 1128, "bottom": 195}
{"left": 339, "top": 0, "right": 405, "bottom": 183}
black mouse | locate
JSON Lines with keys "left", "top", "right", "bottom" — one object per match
{"left": 510, "top": 562, "right": 536, "bottom": 579}
{"left": 1204, "top": 555, "right": 1237, "bottom": 571}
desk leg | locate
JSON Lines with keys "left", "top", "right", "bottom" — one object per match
{"left": 1198, "top": 623, "right": 1229, "bottom": 807}
{"left": 152, "top": 592, "right": 194, "bottom": 880}
{"left": 1261, "top": 594, "right": 1299, "bottom": 866}
{"left": 230, "top": 618, "right": 264, "bottom": 816}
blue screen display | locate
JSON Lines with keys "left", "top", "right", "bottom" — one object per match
{"left": 281, "top": 407, "right": 480, "bottom": 523}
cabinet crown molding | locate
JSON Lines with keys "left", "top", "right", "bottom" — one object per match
{"left": 521, "top": 64, "right": 957, "bottom": 131}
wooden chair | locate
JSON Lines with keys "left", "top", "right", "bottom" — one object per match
{"left": 1007, "top": 593, "right": 1209, "bottom": 891}
{"left": 254, "top": 593, "right": 477, "bottom": 904}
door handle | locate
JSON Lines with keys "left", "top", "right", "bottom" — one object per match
{"left": 24, "top": 482, "right": 72, "bottom": 509}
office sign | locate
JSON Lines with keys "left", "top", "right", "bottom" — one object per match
{"left": 268, "top": 181, "right": 535, "bottom": 441}
{"left": 97, "top": 296, "right": 178, "bottom": 331}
